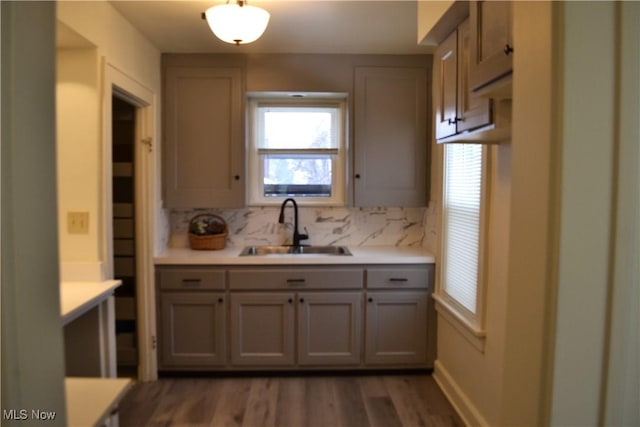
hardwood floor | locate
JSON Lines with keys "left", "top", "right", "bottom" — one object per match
{"left": 118, "top": 373, "right": 463, "bottom": 427}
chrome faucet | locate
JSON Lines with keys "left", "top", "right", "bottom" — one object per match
{"left": 278, "top": 198, "right": 309, "bottom": 247}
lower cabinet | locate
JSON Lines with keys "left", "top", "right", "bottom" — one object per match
{"left": 365, "top": 291, "right": 428, "bottom": 365}
{"left": 229, "top": 292, "right": 295, "bottom": 366}
{"left": 156, "top": 264, "right": 434, "bottom": 371}
{"left": 160, "top": 292, "right": 226, "bottom": 368}
{"left": 297, "top": 292, "right": 362, "bottom": 366}
{"left": 229, "top": 292, "right": 362, "bottom": 367}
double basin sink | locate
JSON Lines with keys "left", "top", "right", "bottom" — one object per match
{"left": 239, "top": 245, "right": 352, "bottom": 256}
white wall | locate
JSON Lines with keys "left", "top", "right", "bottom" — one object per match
{"left": 417, "top": 1, "right": 455, "bottom": 44}
{"left": 432, "top": 2, "right": 640, "bottom": 426}
{"left": 500, "top": 3, "right": 557, "bottom": 424}
{"left": 550, "top": 2, "right": 616, "bottom": 423}
{"left": 56, "top": 0, "right": 163, "bottom": 381}
{"left": 57, "top": 2, "right": 160, "bottom": 90}
{"left": 432, "top": 144, "right": 513, "bottom": 427}
{"left": 432, "top": 2, "right": 553, "bottom": 426}
{"left": 57, "top": 48, "right": 102, "bottom": 263}
{"left": 552, "top": 2, "right": 640, "bottom": 425}
{"left": 56, "top": 1, "right": 162, "bottom": 275}
{"left": 1, "top": 1, "right": 67, "bottom": 423}
{"left": 603, "top": 4, "right": 640, "bottom": 425}
{"left": 432, "top": 3, "right": 556, "bottom": 425}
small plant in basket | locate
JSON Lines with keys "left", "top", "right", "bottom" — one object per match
{"left": 190, "top": 215, "right": 226, "bottom": 235}
{"left": 188, "top": 214, "right": 228, "bottom": 250}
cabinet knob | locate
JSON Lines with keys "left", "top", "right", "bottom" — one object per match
{"left": 355, "top": 173, "right": 361, "bottom": 179}
{"left": 368, "top": 297, "right": 373, "bottom": 303}
{"left": 218, "top": 297, "right": 224, "bottom": 303}
{"left": 503, "top": 44, "right": 514, "bottom": 56}
{"left": 299, "top": 298, "right": 305, "bottom": 303}
{"left": 234, "top": 175, "right": 240, "bottom": 181}
{"left": 288, "top": 298, "right": 293, "bottom": 304}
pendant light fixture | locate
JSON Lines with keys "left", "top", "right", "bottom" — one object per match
{"left": 203, "top": 0, "right": 270, "bottom": 45}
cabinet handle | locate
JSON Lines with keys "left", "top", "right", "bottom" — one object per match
{"left": 299, "top": 297, "right": 305, "bottom": 303}
{"left": 368, "top": 297, "right": 373, "bottom": 303}
{"left": 389, "top": 278, "right": 409, "bottom": 283}
{"left": 234, "top": 175, "right": 240, "bottom": 180}
{"left": 288, "top": 298, "right": 293, "bottom": 304}
{"left": 218, "top": 297, "right": 224, "bottom": 303}
{"left": 503, "top": 44, "right": 514, "bottom": 56}
{"left": 355, "top": 173, "right": 361, "bottom": 179}
{"left": 447, "top": 117, "right": 462, "bottom": 125}
{"left": 286, "top": 278, "right": 306, "bottom": 285}
{"left": 181, "top": 278, "right": 201, "bottom": 287}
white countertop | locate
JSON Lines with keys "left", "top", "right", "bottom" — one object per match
{"left": 60, "top": 280, "right": 122, "bottom": 325}
{"left": 154, "top": 245, "right": 435, "bottom": 265}
{"left": 65, "top": 377, "right": 131, "bottom": 427}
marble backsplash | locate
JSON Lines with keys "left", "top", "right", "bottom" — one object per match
{"left": 168, "top": 205, "right": 438, "bottom": 250}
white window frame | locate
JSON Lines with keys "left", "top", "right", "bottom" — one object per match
{"left": 434, "top": 143, "right": 490, "bottom": 352}
{"left": 247, "top": 94, "right": 347, "bottom": 206}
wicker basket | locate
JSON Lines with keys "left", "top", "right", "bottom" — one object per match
{"left": 188, "top": 213, "right": 228, "bottom": 250}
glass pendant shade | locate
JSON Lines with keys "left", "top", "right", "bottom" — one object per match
{"left": 205, "top": 2, "right": 270, "bottom": 45}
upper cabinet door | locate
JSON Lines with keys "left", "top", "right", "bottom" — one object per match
{"left": 434, "top": 30, "right": 458, "bottom": 140}
{"left": 469, "top": 0, "right": 513, "bottom": 92}
{"left": 354, "top": 67, "right": 428, "bottom": 207}
{"left": 434, "top": 20, "right": 492, "bottom": 142}
{"left": 163, "top": 66, "right": 244, "bottom": 208}
{"left": 457, "top": 18, "right": 492, "bottom": 133}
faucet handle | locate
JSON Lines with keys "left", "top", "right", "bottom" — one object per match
{"left": 299, "top": 227, "right": 310, "bottom": 242}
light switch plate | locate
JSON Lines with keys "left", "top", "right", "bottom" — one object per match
{"left": 68, "top": 211, "right": 89, "bottom": 234}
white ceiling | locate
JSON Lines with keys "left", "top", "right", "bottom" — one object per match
{"left": 107, "top": 0, "right": 433, "bottom": 54}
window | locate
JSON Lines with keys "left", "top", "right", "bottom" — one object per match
{"left": 248, "top": 95, "right": 347, "bottom": 206}
{"left": 437, "top": 143, "right": 488, "bottom": 347}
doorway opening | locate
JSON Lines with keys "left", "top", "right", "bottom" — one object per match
{"left": 112, "top": 95, "right": 138, "bottom": 378}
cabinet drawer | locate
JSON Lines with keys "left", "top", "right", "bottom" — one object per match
{"left": 229, "top": 267, "right": 364, "bottom": 290}
{"left": 158, "top": 268, "right": 226, "bottom": 290}
{"left": 366, "top": 266, "right": 433, "bottom": 290}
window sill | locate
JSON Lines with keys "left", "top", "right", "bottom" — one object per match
{"left": 433, "top": 293, "right": 487, "bottom": 353}
{"left": 247, "top": 200, "right": 346, "bottom": 207}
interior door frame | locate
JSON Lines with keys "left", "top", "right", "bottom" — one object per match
{"left": 102, "top": 60, "right": 158, "bottom": 381}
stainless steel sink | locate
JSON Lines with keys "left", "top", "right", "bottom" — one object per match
{"left": 239, "top": 245, "right": 352, "bottom": 256}
{"left": 292, "top": 245, "right": 352, "bottom": 255}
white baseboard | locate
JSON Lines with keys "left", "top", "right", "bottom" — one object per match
{"left": 433, "top": 360, "right": 490, "bottom": 427}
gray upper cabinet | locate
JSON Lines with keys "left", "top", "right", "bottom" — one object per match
{"left": 163, "top": 59, "right": 244, "bottom": 208}
{"left": 469, "top": 0, "right": 513, "bottom": 94}
{"left": 354, "top": 67, "right": 428, "bottom": 207}
{"left": 434, "top": 30, "right": 459, "bottom": 140}
{"left": 435, "top": 19, "right": 492, "bottom": 141}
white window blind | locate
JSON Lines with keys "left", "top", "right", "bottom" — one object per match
{"left": 441, "top": 144, "right": 484, "bottom": 314}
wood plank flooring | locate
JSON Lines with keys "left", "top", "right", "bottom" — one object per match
{"left": 118, "top": 373, "right": 463, "bottom": 427}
